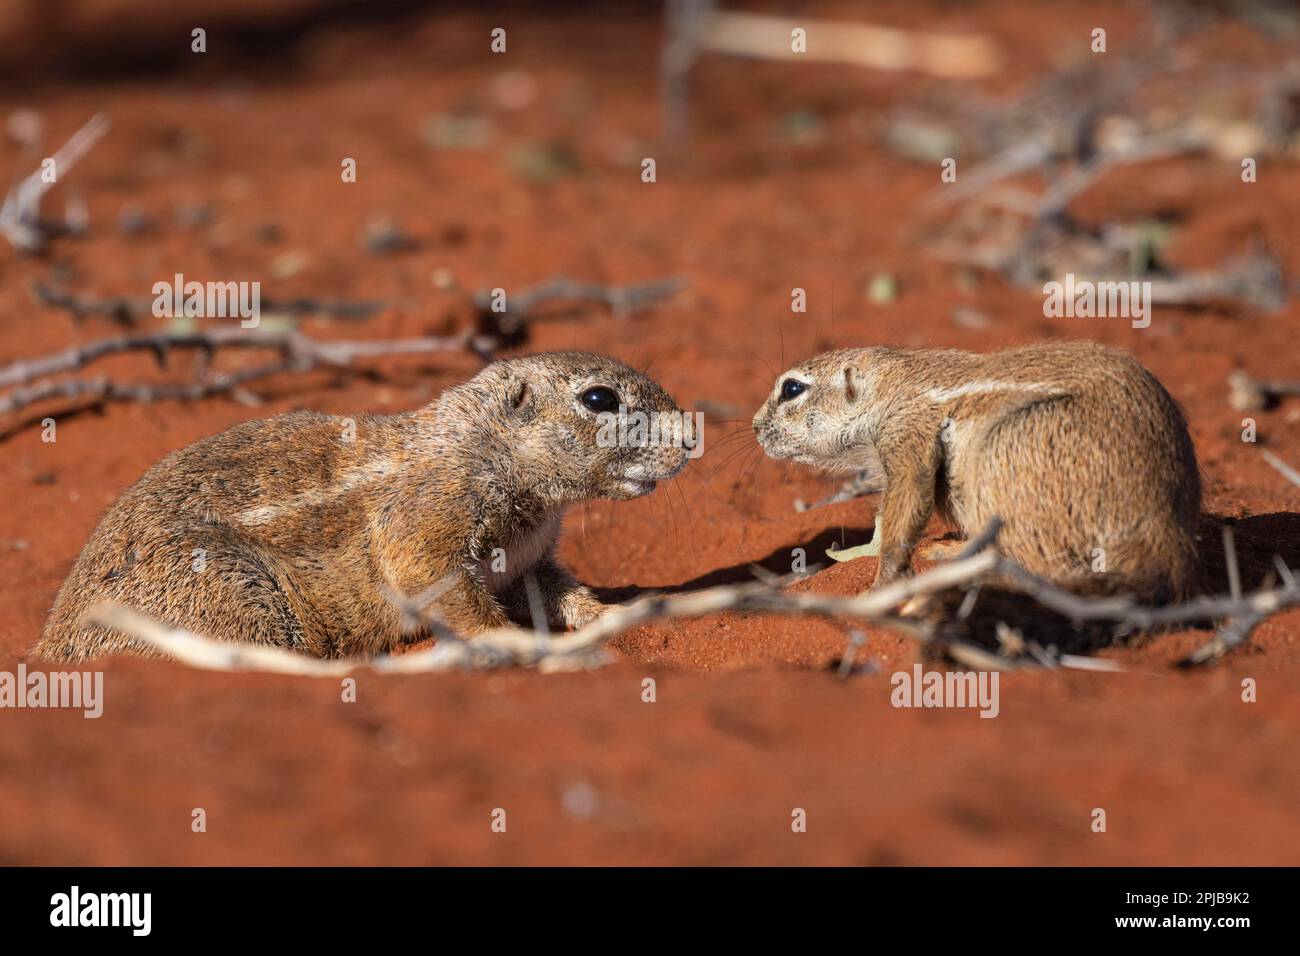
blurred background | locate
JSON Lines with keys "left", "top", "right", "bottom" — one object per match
{"left": 0, "top": 0, "right": 1298, "bottom": 865}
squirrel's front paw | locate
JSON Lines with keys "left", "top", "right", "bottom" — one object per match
{"left": 558, "top": 588, "right": 607, "bottom": 629}
{"left": 870, "top": 554, "right": 913, "bottom": 591}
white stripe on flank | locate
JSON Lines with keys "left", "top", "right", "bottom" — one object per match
{"left": 924, "top": 380, "right": 1058, "bottom": 403}
{"left": 238, "top": 456, "right": 403, "bottom": 525}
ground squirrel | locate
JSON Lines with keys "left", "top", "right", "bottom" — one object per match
{"left": 36, "top": 352, "right": 692, "bottom": 661}
{"left": 753, "top": 341, "right": 1201, "bottom": 600}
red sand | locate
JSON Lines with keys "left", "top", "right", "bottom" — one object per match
{"left": 0, "top": 2, "right": 1297, "bottom": 865}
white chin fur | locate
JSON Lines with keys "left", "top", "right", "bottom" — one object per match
{"left": 618, "top": 479, "right": 657, "bottom": 497}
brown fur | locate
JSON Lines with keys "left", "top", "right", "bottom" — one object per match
{"left": 36, "top": 352, "right": 691, "bottom": 661}
{"left": 752, "top": 341, "right": 1201, "bottom": 601}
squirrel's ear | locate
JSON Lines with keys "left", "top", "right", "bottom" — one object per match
{"left": 843, "top": 366, "right": 862, "bottom": 401}
{"left": 493, "top": 369, "right": 531, "bottom": 416}
{"left": 506, "top": 376, "right": 531, "bottom": 414}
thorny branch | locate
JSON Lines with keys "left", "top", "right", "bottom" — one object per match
{"left": 83, "top": 519, "right": 1300, "bottom": 677}
{"left": 0, "top": 361, "right": 301, "bottom": 416}
{"left": 472, "top": 274, "right": 688, "bottom": 345}
{"left": 32, "top": 271, "right": 685, "bottom": 339}
{"left": 31, "top": 280, "right": 387, "bottom": 326}
{"left": 0, "top": 326, "right": 475, "bottom": 416}
{"left": 907, "top": 7, "right": 1291, "bottom": 314}
{"left": 86, "top": 548, "right": 996, "bottom": 676}
{"left": 3, "top": 274, "right": 688, "bottom": 423}
{"left": 0, "top": 326, "right": 471, "bottom": 391}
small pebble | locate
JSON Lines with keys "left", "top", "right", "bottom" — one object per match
{"left": 117, "top": 206, "right": 157, "bottom": 237}
{"left": 362, "top": 215, "right": 416, "bottom": 255}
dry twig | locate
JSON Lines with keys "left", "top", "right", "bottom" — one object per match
{"left": 1, "top": 114, "right": 110, "bottom": 252}
{"left": 0, "top": 326, "right": 474, "bottom": 417}
{"left": 911, "top": 7, "right": 1288, "bottom": 314}
{"left": 661, "top": 1, "right": 998, "bottom": 139}
{"left": 81, "top": 518, "right": 1299, "bottom": 675}
{"left": 4, "top": 272, "right": 689, "bottom": 423}
{"left": 1261, "top": 449, "right": 1300, "bottom": 488}
{"left": 473, "top": 274, "right": 688, "bottom": 345}
{"left": 32, "top": 280, "right": 386, "bottom": 326}
{"left": 1228, "top": 370, "right": 1300, "bottom": 411}
{"left": 85, "top": 548, "right": 993, "bottom": 675}
{"left": 794, "top": 470, "right": 881, "bottom": 512}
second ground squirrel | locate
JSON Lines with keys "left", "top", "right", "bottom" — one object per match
{"left": 752, "top": 341, "right": 1201, "bottom": 601}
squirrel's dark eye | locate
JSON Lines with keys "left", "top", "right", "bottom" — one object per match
{"left": 580, "top": 386, "right": 621, "bottom": 413}
{"left": 779, "top": 379, "right": 807, "bottom": 402}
